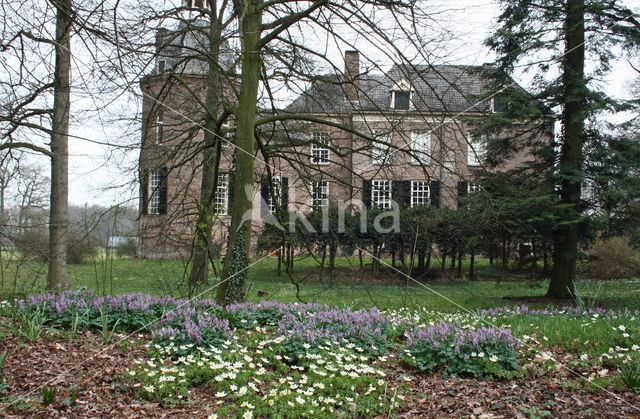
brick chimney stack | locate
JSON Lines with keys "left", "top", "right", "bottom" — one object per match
{"left": 345, "top": 50, "right": 360, "bottom": 102}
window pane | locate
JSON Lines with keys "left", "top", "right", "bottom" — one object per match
{"left": 149, "top": 170, "right": 162, "bottom": 214}
{"left": 394, "top": 91, "right": 410, "bottom": 110}
{"left": 214, "top": 174, "right": 229, "bottom": 215}
{"left": 371, "top": 180, "right": 391, "bottom": 209}
{"left": 312, "top": 180, "right": 329, "bottom": 210}
{"left": 311, "top": 132, "right": 330, "bottom": 165}
{"left": 411, "top": 132, "right": 430, "bottom": 165}
{"left": 372, "top": 131, "right": 391, "bottom": 165}
{"left": 411, "top": 181, "right": 430, "bottom": 207}
{"left": 268, "top": 177, "right": 281, "bottom": 214}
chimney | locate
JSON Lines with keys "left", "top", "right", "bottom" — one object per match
{"left": 155, "top": 27, "right": 169, "bottom": 54}
{"left": 345, "top": 50, "right": 360, "bottom": 102}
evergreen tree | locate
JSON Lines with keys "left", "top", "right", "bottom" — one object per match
{"left": 485, "top": 0, "right": 640, "bottom": 298}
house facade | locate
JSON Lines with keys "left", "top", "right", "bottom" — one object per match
{"left": 139, "top": 28, "right": 544, "bottom": 258}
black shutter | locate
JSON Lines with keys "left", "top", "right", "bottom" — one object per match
{"left": 281, "top": 177, "right": 289, "bottom": 211}
{"left": 159, "top": 167, "right": 168, "bottom": 215}
{"left": 458, "top": 181, "right": 468, "bottom": 197}
{"left": 362, "top": 180, "right": 372, "bottom": 209}
{"left": 401, "top": 180, "right": 411, "bottom": 209}
{"left": 430, "top": 180, "right": 440, "bottom": 208}
{"left": 392, "top": 180, "right": 412, "bottom": 209}
{"left": 227, "top": 173, "right": 234, "bottom": 214}
{"left": 260, "top": 177, "right": 269, "bottom": 218}
{"left": 141, "top": 168, "right": 149, "bottom": 215}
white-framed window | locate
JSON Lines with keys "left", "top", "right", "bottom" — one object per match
{"left": 311, "top": 180, "right": 329, "bottom": 211}
{"left": 411, "top": 181, "right": 430, "bottom": 207}
{"left": 372, "top": 179, "right": 392, "bottom": 209}
{"left": 411, "top": 131, "right": 431, "bottom": 165}
{"left": 267, "top": 176, "right": 282, "bottom": 214}
{"left": 214, "top": 173, "right": 229, "bottom": 215}
{"left": 372, "top": 131, "right": 391, "bottom": 165}
{"left": 156, "top": 110, "right": 164, "bottom": 144}
{"left": 390, "top": 78, "right": 413, "bottom": 110}
{"left": 148, "top": 169, "right": 162, "bottom": 214}
{"left": 311, "top": 131, "right": 330, "bottom": 165}
{"left": 468, "top": 182, "right": 482, "bottom": 194}
{"left": 467, "top": 136, "right": 485, "bottom": 166}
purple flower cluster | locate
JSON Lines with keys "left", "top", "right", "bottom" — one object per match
{"left": 152, "top": 306, "right": 232, "bottom": 344}
{"left": 277, "top": 307, "right": 391, "bottom": 351}
{"left": 479, "top": 304, "right": 639, "bottom": 320}
{"left": 18, "top": 290, "right": 179, "bottom": 315}
{"left": 406, "top": 321, "right": 519, "bottom": 353}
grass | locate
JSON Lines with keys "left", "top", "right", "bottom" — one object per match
{"left": 1, "top": 253, "right": 639, "bottom": 313}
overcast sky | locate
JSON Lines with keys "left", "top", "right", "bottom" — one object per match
{"left": 55, "top": 0, "right": 640, "bottom": 207}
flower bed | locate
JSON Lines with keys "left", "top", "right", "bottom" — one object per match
{"left": 402, "top": 322, "right": 520, "bottom": 377}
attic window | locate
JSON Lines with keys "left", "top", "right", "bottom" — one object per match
{"left": 391, "top": 79, "right": 413, "bottom": 110}
{"left": 158, "top": 59, "right": 165, "bottom": 73}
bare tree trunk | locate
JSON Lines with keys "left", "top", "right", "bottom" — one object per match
{"left": 549, "top": 0, "right": 583, "bottom": 299}
{"left": 469, "top": 253, "right": 475, "bottom": 280}
{"left": 47, "top": 0, "right": 72, "bottom": 291}
{"left": 189, "top": 14, "right": 223, "bottom": 291}
{"left": 216, "top": 0, "right": 261, "bottom": 304}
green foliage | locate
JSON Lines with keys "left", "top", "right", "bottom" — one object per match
{"left": 13, "top": 231, "right": 99, "bottom": 264}
{"left": 0, "top": 350, "right": 9, "bottom": 394}
{"left": 619, "top": 362, "right": 640, "bottom": 394}
{"left": 41, "top": 385, "right": 57, "bottom": 407}
{"left": 18, "top": 306, "right": 47, "bottom": 342}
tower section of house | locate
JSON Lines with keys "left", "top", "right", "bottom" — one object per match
{"left": 138, "top": 16, "right": 237, "bottom": 259}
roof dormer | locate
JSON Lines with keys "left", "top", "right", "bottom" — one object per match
{"left": 390, "top": 78, "right": 413, "bottom": 110}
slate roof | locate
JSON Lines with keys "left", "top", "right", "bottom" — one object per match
{"left": 286, "top": 64, "right": 496, "bottom": 115}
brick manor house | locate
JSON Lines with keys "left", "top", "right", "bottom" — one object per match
{"left": 138, "top": 23, "right": 545, "bottom": 258}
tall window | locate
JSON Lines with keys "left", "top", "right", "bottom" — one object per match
{"left": 311, "top": 132, "right": 330, "bottom": 165}
{"left": 158, "top": 59, "right": 165, "bottom": 73}
{"left": 411, "top": 131, "right": 431, "bottom": 165}
{"left": 371, "top": 180, "right": 391, "bottom": 209}
{"left": 156, "top": 110, "right": 164, "bottom": 145}
{"left": 267, "top": 177, "right": 282, "bottom": 214}
{"left": 467, "top": 136, "right": 485, "bottom": 166}
{"left": 372, "top": 131, "right": 391, "bottom": 165}
{"left": 312, "top": 180, "right": 329, "bottom": 211}
{"left": 148, "top": 169, "right": 163, "bottom": 214}
{"left": 411, "top": 181, "right": 430, "bottom": 207}
{"left": 214, "top": 174, "right": 229, "bottom": 215}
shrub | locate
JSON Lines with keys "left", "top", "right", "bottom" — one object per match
{"left": 14, "top": 230, "right": 49, "bottom": 262}
{"left": 588, "top": 236, "right": 640, "bottom": 280}
{"left": 402, "top": 322, "right": 520, "bottom": 378}
{"left": 115, "top": 237, "right": 138, "bottom": 258}
{"left": 14, "top": 231, "right": 98, "bottom": 264}
{"left": 66, "top": 234, "right": 99, "bottom": 264}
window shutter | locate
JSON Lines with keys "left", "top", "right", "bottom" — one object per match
{"left": 141, "top": 168, "right": 149, "bottom": 215}
{"left": 260, "top": 177, "right": 269, "bottom": 218}
{"left": 430, "top": 180, "right": 440, "bottom": 208}
{"left": 281, "top": 177, "right": 289, "bottom": 211}
{"left": 458, "top": 181, "right": 468, "bottom": 197}
{"left": 227, "top": 173, "right": 234, "bottom": 213}
{"left": 159, "top": 167, "right": 168, "bottom": 215}
{"left": 392, "top": 180, "right": 411, "bottom": 209}
{"left": 362, "top": 180, "right": 372, "bottom": 209}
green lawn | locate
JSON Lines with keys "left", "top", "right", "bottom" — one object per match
{"left": 1, "top": 253, "right": 638, "bottom": 312}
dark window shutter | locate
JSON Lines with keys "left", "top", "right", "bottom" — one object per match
{"left": 362, "top": 180, "right": 372, "bottom": 209}
{"left": 227, "top": 173, "right": 234, "bottom": 213}
{"left": 159, "top": 167, "right": 168, "bottom": 215}
{"left": 281, "top": 177, "right": 289, "bottom": 211}
{"left": 260, "top": 177, "right": 269, "bottom": 218}
{"left": 392, "top": 180, "right": 411, "bottom": 209}
{"left": 141, "top": 168, "right": 149, "bottom": 215}
{"left": 401, "top": 180, "right": 411, "bottom": 209}
{"left": 458, "top": 181, "right": 468, "bottom": 197}
{"left": 430, "top": 180, "right": 440, "bottom": 208}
